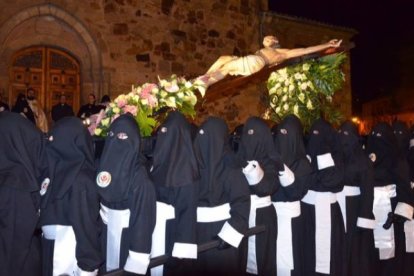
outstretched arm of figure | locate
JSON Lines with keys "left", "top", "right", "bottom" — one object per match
{"left": 283, "top": 39, "right": 342, "bottom": 60}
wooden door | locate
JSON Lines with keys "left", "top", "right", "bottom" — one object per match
{"left": 9, "top": 46, "right": 80, "bottom": 118}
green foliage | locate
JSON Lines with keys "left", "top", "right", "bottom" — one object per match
{"left": 267, "top": 53, "right": 346, "bottom": 130}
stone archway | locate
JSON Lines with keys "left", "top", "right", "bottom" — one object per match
{"left": 0, "top": 3, "right": 103, "bottom": 111}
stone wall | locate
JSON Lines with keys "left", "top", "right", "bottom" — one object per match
{"left": 0, "top": 1, "right": 354, "bottom": 130}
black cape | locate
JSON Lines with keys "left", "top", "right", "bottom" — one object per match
{"left": 0, "top": 112, "right": 47, "bottom": 276}
{"left": 39, "top": 117, "right": 102, "bottom": 274}
{"left": 97, "top": 114, "right": 156, "bottom": 274}
{"left": 193, "top": 116, "right": 250, "bottom": 275}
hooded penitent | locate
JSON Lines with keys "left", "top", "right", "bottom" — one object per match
{"left": 97, "top": 114, "right": 156, "bottom": 274}
{"left": 40, "top": 117, "right": 101, "bottom": 275}
{"left": 193, "top": 117, "right": 250, "bottom": 275}
{"left": 0, "top": 111, "right": 46, "bottom": 276}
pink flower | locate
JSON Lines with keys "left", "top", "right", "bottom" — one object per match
{"left": 111, "top": 114, "right": 120, "bottom": 123}
{"left": 116, "top": 98, "right": 127, "bottom": 108}
{"left": 123, "top": 105, "right": 138, "bottom": 116}
{"left": 165, "top": 83, "right": 179, "bottom": 93}
{"left": 141, "top": 83, "right": 157, "bottom": 97}
{"left": 147, "top": 94, "right": 158, "bottom": 108}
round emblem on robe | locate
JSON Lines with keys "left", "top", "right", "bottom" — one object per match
{"left": 369, "top": 153, "right": 376, "bottom": 163}
{"left": 97, "top": 171, "right": 112, "bottom": 188}
{"left": 40, "top": 178, "right": 50, "bottom": 196}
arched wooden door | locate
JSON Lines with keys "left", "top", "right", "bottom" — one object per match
{"left": 9, "top": 46, "right": 80, "bottom": 116}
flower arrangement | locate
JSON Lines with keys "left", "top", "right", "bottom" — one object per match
{"left": 91, "top": 75, "right": 206, "bottom": 137}
{"left": 267, "top": 53, "right": 346, "bottom": 129}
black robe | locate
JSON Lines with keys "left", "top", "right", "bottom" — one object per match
{"left": 51, "top": 103, "right": 74, "bottom": 122}
{"left": 338, "top": 121, "right": 376, "bottom": 276}
{"left": 0, "top": 112, "right": 47, "bottom": 276}
{"left": 12, "top": 93, "right": 35, "bottom": 124}
{"left": 366, "top": 122, "right": 414, "bottom": 276}
{"left": 0, "top": 100, "right": 9, "bottom": 112}
{"left": 193, "top": 117, "right": 250, "bottom": 276}
{"left": 273, "top": 115, "right": 311, "bottom": 276}
{"left": 150, "top": 111, "right": 199, "bottom": 276}
{"left": 39, "top": 117, "right": 102, "bottom": 275}
{"left": 392, "top": 121, "right": 414, "bottom": 276}
{"left": 236, "top": 116, "right": 282, "bottom": 276}
{"left": 97, "top": 114, "right": 156, "bottom": 275}
{"left": 303, "top": 118, "right": 345, "bottom": 276}
{"left": 77, "top": 103, "right": 100, "bottom": 118}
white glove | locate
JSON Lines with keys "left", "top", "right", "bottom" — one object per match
{"left": 243, "top": 160, "right": 264, "bottom": 185}
{"left": 279, "top": 164, "right": 295, "bottom": 187}
{"left": 316, "top": 153, "right": 335, "bottom": 170}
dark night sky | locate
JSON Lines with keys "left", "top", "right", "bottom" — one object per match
{"left": 269, "top": 0, "right": 414, "bottom": 112}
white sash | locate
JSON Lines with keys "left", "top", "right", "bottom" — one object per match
{"left": 336, "top": 185, "right": 361, "bottom": 232}
{"left": 302, "top": 190, "right": 337, "bottom": 274}
{"left": 100, "top": 204, "right": 131, "bottom": 272}
{"left": 150, "top": 202, "right": 175, "bottom": 276}
{"left": 42, "top": 225, "right": 77, "bottom": 275}
{"left": 246, "top": 195, "right": 272, "bottom": 275}
{"left": 373, "top": 184, "right": 397, "bottom": 260}
{"left": 404, "top": 220, "right": 414, "bottom": 252}
{"left": 197, "top": 203, "right": 231, "bottom": 223}
{"left": 274, "top": 201, "right": 301, "bottom": 276}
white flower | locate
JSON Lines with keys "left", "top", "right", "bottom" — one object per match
{"left": 302, "top": 63, "right": 310, "bottom": 71}
{"left": 185, "top": 81, "right": 192, "bottom": 88}
{"left": 283, "top": 103, "right": 289, "bottom": 111}
{"left": 301, "top": 73, "right": 307, "bottom": 80}
{"left": 141, "top": 99, "right": 149, "bottom": 105}
{"left": 94, "top": 128, "right": 102, "bottom": 136}
{"left": 284, "top": 80, "right": 289, "bottom": 86}
{"left": 152, "top": 87, "right": 160, "bottom": 93}
{"left": 293, "top": 104, "right": 299, "bottom": 115}
{"left": 113, "top": 107, "right": 121, "bottom": 114}
{"left": 282, "top": 95, "right": 288, "bottom": 102}
{"left": 283, "top": 87, "right": 288, "bottom": 93}
{"left": 294, "top": 73, "right": 302, "bottom": 80}
{"left": 289, "top": 84, "right": 295, "bottom": 92}
{"left": 300, "top": 82, "right": 308, "bottom": 90}
{"left": 101, "top": 118, "right": 110, "bottom": 127}
{"left": 269, "top": 87, "right": 277, "bottom": 95}
{"left": 275, "top": 83, "right": 281, "bottom": 89}
{"left": 306, "top": 100, "right": 314, "bottom": 110}
{"left": 177, "top": 92, "right": 184, "bottom": 99}
{"left": 326, "top": 96, "right": 333, "bottom": 102}
{"left": 275, "top": 107, "right": 281, "bottom": 113}
{"left": 165, "top": 96, "right": 177, "bottom": 108}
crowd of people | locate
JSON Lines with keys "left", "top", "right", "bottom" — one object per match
{"left": 1, "top": 107, "right": 414, "bottom": 276}
{"left": 0, "top": 89, "right": 110, "bottom": 130}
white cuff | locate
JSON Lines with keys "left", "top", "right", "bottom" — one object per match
{"left": 172, "top": 242, "right": 197, "bottom": 259}
{"left": 306, "top": 154, "right": 312, "bottom": 163}
{"left": 317, "top": 153, "right": 335, "bottom": 170}
{"left": 217, "top": 221, "right": 244, "bottom": 248}
{"left": 124, "top": 251, "right": 150, "bottom": 275}
{"left": 411, "top": 182, "right": 414, "bottom": 189}
{"left": 356, "top": 217, "right": 376, "bottom": 229}
{"left": 395, "top": 202, "right": 414, "bottom": 220}
{"left": 76, "top": 267, "right": 98, "bottom": 276}
{"left": 242, "top": 160, "right": 264, "bottom": 185}
{"left": 410, "top": 138, "right": 414, "bottom": 149}
{"left": 278, "top": 164, "right": 295, "bottom": 187}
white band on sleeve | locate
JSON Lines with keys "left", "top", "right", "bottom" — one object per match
{"left": 218, "top": 221, "right": 244, "bottom": 248}
{"left": 279, "top": 164, "right": 295, "bottom": 187}
{"left": 172, "top": 243, "right": 197, "bottom": 259}
{"left": 124, "top": 251, "right": 150, "bottom": 275}
{"left": 317, "top": 153, "right": 335, "bottom": 170}
{"left": 356, "top": 217, "right": 376, "bottom": 229}
{"left": 395, "top": 202, "right": 414, "bottom": 220}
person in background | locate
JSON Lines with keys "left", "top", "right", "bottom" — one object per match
{"left": 26, "top": 87, "right": 48, "bottom": 132}
{"left": 99, "top": 94, "right": 111, "bottom": 111}
{"left": 12, "top": 93, "right": 36, "bottom": 124}
{"left": 0, "top": 93, "right": 10, "bottom": 112}
{"left": 78, "top": 93, "right": 100, "bottom": 119}
{"left": 51, "top": 94, "right": 74, "bottom": 122}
